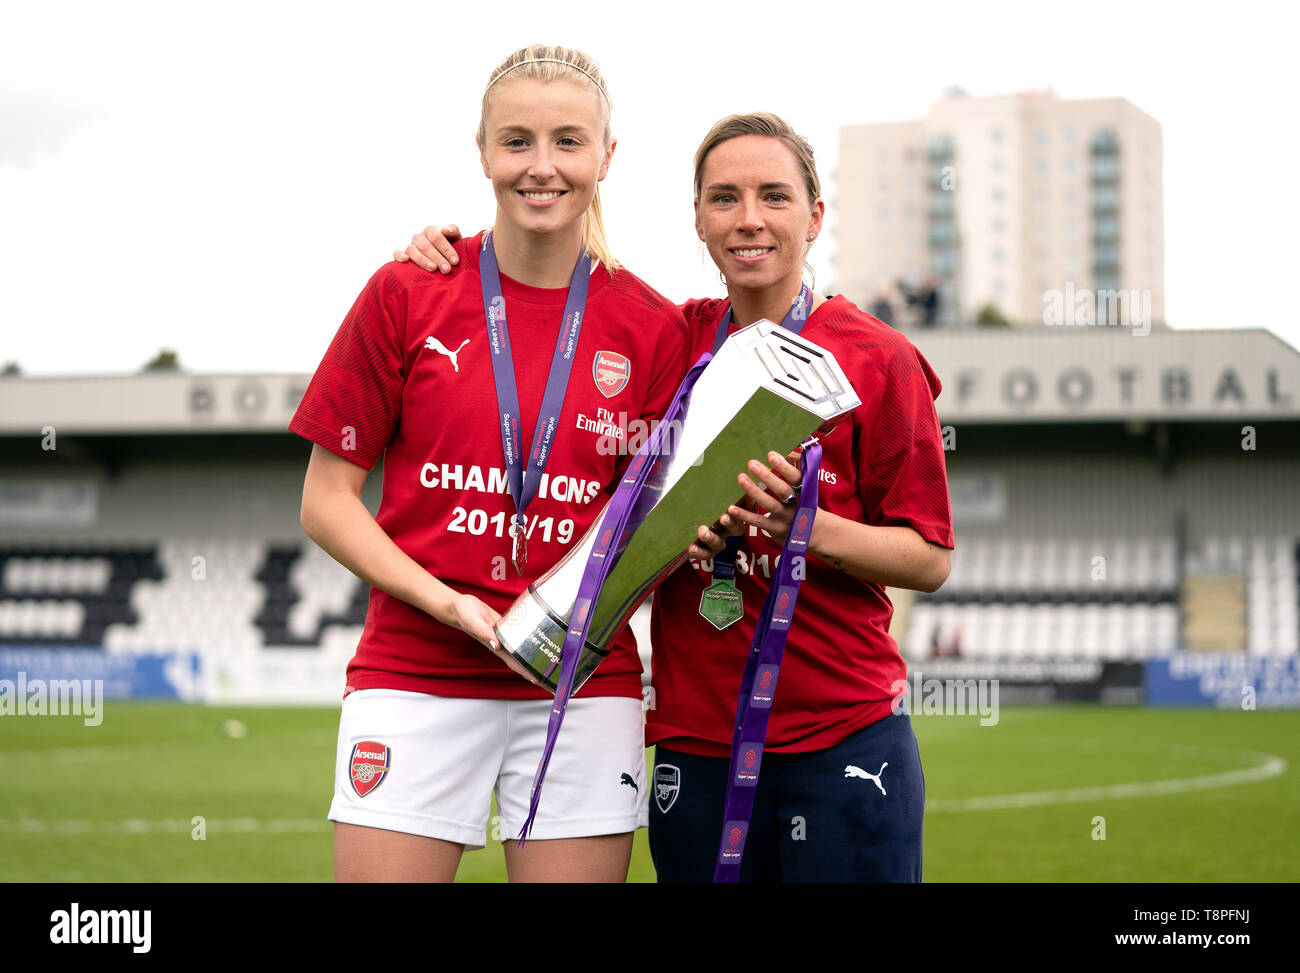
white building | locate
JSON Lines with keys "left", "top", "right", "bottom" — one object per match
{"left": 834, "top": 90, "right": 1165, "bottom": 329}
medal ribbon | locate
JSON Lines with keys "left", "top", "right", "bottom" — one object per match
{"left": 520, "top": 354, "right": 714, "bottom": 841}
{"left": 713, "top": 440, "right": 822, "bottom": 882}
{"left": 710, "top": 282, "right": 811, "bottom": 354}
{"left": 479, "top": 229, "right": 592, "bottom": 574}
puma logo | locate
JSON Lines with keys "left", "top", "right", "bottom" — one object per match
{"left": 844, "top": 763, "right": 888, "bottom": 795}
{"left": 620, "top": 772, "right": 638, "bottom": 792}
{"left": 424, "top": 336, "right": 470, "bottom": 371}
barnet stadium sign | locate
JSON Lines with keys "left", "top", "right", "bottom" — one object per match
{"left": 912, "top": 328, "right": 1300, "bottom": 423}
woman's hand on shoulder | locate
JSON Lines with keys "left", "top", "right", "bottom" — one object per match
{"left": 393, "top": 224, "right": 463, "bottom": 274}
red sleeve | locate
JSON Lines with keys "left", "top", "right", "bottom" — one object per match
{"left": 856, "top": 344, "right": 955, "bottom": 548}
{"left": 676, "top": 298, "right": 724, "bottom": 363}
{"left": 640, "top": 307, "right": 691, "bottom": 427}
{"left": 289, "top": 266, "right": 409, "bottom": 470}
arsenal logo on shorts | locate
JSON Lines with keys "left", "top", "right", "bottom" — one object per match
{"left": 653, "top": 763, "right": 680, "bottom": 814}
{"left": 350, "top": 741, "right": 391, "bottom": 798}
{"left": 592, "top": 350, "right": 631, "bottom": 398}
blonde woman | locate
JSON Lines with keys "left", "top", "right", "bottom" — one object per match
{"left": 293, "top": 45, "right": 691, "bottom": 882}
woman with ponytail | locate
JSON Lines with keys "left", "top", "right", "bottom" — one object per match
{"left": 292, "top": 45, "right": 693, "bottom": 882}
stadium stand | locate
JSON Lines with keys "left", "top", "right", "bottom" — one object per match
{"left": 1, "top": 329, "right": 1298, "bottom": 703}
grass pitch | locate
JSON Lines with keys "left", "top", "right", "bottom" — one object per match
{"left": 2, "top": 703, "right": 1296, "bottom": 882}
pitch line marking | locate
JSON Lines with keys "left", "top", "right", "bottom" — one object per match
{"left": 0, "top": 818, "right": 330, "bottom": 835}
{"left": 927, "top": 749, "right": 1286, "bottom": 813}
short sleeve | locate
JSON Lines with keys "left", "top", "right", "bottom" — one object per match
{"left": 608, "top": 306, "right": 692, "bottom": 488}
{"left": 289, "top": 267, "right": 408, "bottom": 470}
{"left": 640, "top": 308, "right": 692, "bottom": 425}
{"left": 856, "top": 345, "right": 955, "bottom": 548}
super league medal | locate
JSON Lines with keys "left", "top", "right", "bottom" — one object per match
{"left": 700, "top": 577, "right": 744, "bottom": 630}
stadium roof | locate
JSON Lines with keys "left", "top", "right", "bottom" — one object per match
{"left": 0, "top": 328, "right": 1297, "bottom": 434}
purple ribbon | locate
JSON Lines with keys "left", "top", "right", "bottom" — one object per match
{"left": 710, "top": 283, "right": 811, "bottom": 355}
{"left": 519, "top": 355, "right": 714, "bottom": 841}
{"left": 479, "top": 230, "right": 591, "bottom": 568}
{"left": 713, "top": 440, "right": 823, "bottom": 883}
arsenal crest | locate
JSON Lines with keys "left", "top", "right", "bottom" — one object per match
{"left": 653, "top": 763, "right": 680, "bottom": 814}
{"left": 592, "top": 350, "right": 631, "bottom": 398}
{"left": 350, "top": 741, "right": 391, "bottom": 798}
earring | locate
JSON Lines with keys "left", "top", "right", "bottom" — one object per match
{"left": 807, "top": 233, "right": 815, "bottom": 241}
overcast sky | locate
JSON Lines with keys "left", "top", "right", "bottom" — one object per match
{"left": 2, "top": 0, "right": 1297, "bottom": 376}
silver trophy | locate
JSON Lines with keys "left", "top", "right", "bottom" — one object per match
{"left": 494, "top": 319, "right": 862, "bottom": 691}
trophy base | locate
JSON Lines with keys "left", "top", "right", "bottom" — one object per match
{"left": 494, "top": 585, "right": 610, "bottom": 693}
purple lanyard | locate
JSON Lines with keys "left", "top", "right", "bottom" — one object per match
{"left": 710, "top": 283, "right": 812, "bottom": 355}
{"left": 714, "top": 440, "right": 823, "bottom": 882}
{"left": 519, "top": 354, "right": 714, "bottom": 842}
{"left": 479, "top": 230, "right": 591, "bottom": 574}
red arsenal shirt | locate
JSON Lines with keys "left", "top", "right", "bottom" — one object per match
{"left": 290, "top": 233, "right": 690, "bottom": 700}
{"left": 647, "top": 295, "right": 955, "bottom": 755}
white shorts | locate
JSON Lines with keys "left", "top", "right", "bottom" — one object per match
{"left": 328, "top": 689, "right": 649, "bottom": 848}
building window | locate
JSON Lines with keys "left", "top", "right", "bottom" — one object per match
{"left": 1035, "top": 129, "right": 1047, "bottom": 145}
{"left": 927, "top": 133, "right": 955, "bottom": 160}
{"left": 1092, "top": 219, "right": 1120, "bottom": 242}
{"left": 1091, "top": 185, "right": 1119, "bottom": 213}
{"left": 1090, "top": 157, "right": 1120, "bottom": 185}
{"left": 992, "top": 187, "right": 1005, "bottom": 203}
{"left": 1090, "top": 128, "right": 1120, "bottom": 155}
{"left": 991, "top": 128, "right": 1004, "bottom": 143}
